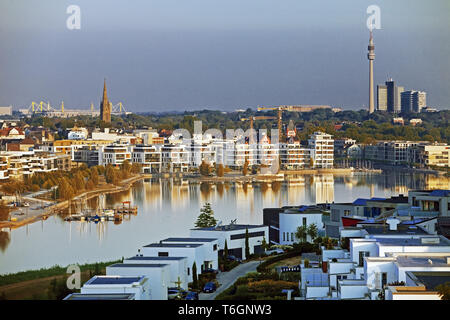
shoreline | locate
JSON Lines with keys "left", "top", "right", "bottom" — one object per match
{"left": 0, "top": 174, "right": 151, "bottom": 230}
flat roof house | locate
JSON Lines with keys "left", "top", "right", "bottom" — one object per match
{"left": 64, "top": 293, "right": 136, "bottom": 300}
{"left": 124, "top": 256, "right": 189, "bottom": 290}
{"left": 159, "top": 237, "right": 219, "bottom": 272}
{"left": 80, "top": 276, "right": 150, "bottom": 300}
{"left": 106, "top": 263, "right": 171, "bottom": 300}
{"left": 141, "top": 243, "right": 205, "bottom": 282}
{"left": 190, "top": 224, "right": 269, "bottom": 260}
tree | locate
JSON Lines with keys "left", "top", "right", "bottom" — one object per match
{"left": 245, "top": 228, "right": 250, "bottom": 259}
{"left": 307, "top": 224, "right": 318, "bottom": 242}
{"left": 194, "top": 203, "right": 217, "bottom": 228}
{"left": 131, "top": 163, "right": 142, "bottom": 174}
{"left": 295, "top": 225, "right": 307, "bottom": 243}
{"left": 199, "top": 161, "right": 211, "bottom": 176}
{"left": 216, "top": 164, "right": 224, "bottom": 177}
{"left": 261, "top": 236, "right": 269, "bottom": 251}
{"left": 224, "top": 240, "right": 229, "bottom": 259}
{"left": 242, "top": 159, "right": 249, "bottom": 176}
{"left": 192, "top": 262, "right": 198, "bottom": 290}
{"left": 436, "top": 282, "right": 450, "bottom": 300}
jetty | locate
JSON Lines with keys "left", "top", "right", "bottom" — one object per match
{"left": 64, "top": 201, "right": 137, "bottom": 222}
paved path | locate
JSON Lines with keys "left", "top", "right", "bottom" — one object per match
{"left": 199, "top": 261, "right": 260, "bottom": 300}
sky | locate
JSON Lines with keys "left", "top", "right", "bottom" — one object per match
{"left": 0, "top": 0, "right": 449, "bottom": 112}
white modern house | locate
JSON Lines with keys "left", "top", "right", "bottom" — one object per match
{"left": 278, "top": 207, "right": 324, "bottom": 245}
{"left": 140, "top": 243, "right": 210, "bottom": 282}
{"left": 80, "top": 276, "right": 150, "bottom": 300}
{"left": 124, "top": 256, "right": 189, "bottom": 290}
{"left": 190, "top": 224, "right": 269, "bottom": 260}
{"left": 106, "top": 263, "right": 171, "bottom": 300}
{"left": 159, "top": 237, "right": 219, "bottom": 271}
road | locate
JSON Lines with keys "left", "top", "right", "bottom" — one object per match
{"left": 199, "top": 261, "right": 260, "bottom": 300}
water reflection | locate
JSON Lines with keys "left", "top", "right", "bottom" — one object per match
{"left": 0, "top": 171, "right": 448, "bottom": 274}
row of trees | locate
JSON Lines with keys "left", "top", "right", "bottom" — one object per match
{"left": 22, "top": 109, "right": 450, "bottom": 144}
{"left": 0, "top": 161, "right": 142, "bottom": 202}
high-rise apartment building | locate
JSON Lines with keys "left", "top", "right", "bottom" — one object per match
{"left": 377, "top": 85, "right": 387, "bottom": 111}
{"left": 385, "top": 79, "right": 404, "bottom": 113}
{"left": 401, "top": 90, "right": 427, "bottom": 113}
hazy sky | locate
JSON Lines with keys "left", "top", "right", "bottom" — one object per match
{"left": 0, "top": 0, "right": 449, "bottom": 112}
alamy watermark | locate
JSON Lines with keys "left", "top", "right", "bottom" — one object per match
{"left": 366, "top": 5, "right": 381, "bottom": 31}
{"left": 66, "top": 5, "right": 81, "bottom": 30}
{"left": 66, "top": 264, "right": 81, "bottom": 290}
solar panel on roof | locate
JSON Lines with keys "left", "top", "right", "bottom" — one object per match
{"left": 89, "top": 277, "right": 142, "bottom": 285}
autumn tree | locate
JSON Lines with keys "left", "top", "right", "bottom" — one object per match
{"left": 216, "top": 164, "right": 224, "bottom": 177}
{"left": 242, "top": 159, "right": 249, "bottom": 176}
{"left": 199, "top": 161, "right": 211, "bottom": 176}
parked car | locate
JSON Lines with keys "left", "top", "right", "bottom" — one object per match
{"left": 265, "top": 248, "right": 284, "bottom": 255}
{"left": 202, "top": 268, "right": 219, "bottom": 275}
{"left": 168, "top": 288, "right": 188, "bottom": 300}
{"left": 202, "top": 282, "right": 217, "bottom": 293}
{"left": 226, "top": 255, "right": 242, "bottom": 262}
{"left": 185, "top": 291, "right": 199, "bottom": 300}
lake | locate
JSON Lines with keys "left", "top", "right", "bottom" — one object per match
{"left": 0, "top": 171, "right": 448, "bottom": 275}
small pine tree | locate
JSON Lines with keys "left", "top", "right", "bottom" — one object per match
{"left": 194, "top": 203, "right": 218, "bottom": 228}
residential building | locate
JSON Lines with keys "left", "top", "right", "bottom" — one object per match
{"left": 377, "top": 85, "right": 387, "bottom": 111}
{"left": 106, "top": 263, "right": 171, "bottom": 300}
{"left": 124, "top": 256, "right": 189, "bottom": 290}
{"left": 190, "top": 223, "right": 268, "bottom": 260}
{"left": 308, "top": 132, "right": 334, "bottom": 168}
{"left": 80, "top": 276, "right": 150, "bottom": 300}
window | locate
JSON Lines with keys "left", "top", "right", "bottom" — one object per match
{"left": 291, "top": 233, "right": 294, "bottom": 242}
{"left": 230, "top": 231, "right": 265, "bottom": 240}
{"left": 283, "top": 232, "right": 286, "bottom": 241}
{"left": 302, "top": 217, "right": 307, "bottom": 227}
{"left": 213, "top": 244, "right": 217, "bottom": 251}
{"left": 187, "top": 268, "right": 190, "bottom": 276}
{"left": 358, "top": 251, "right": 370, "bottom": 266}
{"left": 381, "top": 272, "right": 387, "bottom": 288}
{"left": 158, "top": 252, "right": 169, "bottom": 257}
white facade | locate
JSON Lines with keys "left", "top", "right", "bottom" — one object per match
{"left": 159, "top": 238, "right": 219, "bottom": 272}
{"left": 190, "top": 225, "right": 269, "bottom": 260}
{"left": 140, "top": 243, "right": 211, "bottom": 282}
{"left": 123, "top": 256, "right": 189, "bottom": 290}
{"left": 80, "top": 276, "right": 150, "bottom": 300}
{"left": 279, "top": 210, "right": 324, "bottom": 245}
{"left": 106, "top": 263, "right": 170, "bottom": 300}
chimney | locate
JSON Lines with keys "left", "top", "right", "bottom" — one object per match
{"left": 387, "top": 218, "right": 400, "bottom": 231}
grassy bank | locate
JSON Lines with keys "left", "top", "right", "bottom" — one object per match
{"left": 0, "top": 259, "right": 122, "bottom": 287}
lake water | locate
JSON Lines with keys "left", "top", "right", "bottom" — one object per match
{"left": 0, "top": 171, "right": 448, "bottom": 275}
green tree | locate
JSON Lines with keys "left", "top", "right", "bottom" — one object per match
{"left": 245, "top": 228, "right": 250, "bottom": 259}
{"left": 261, "top": 236, "right": 269, "bottom": 251}
{"left": 224, "top": 240, "right": 229, "bottom": 259}
{"left": 192, "top": 262, "right": 198, "bottom": 290}
{"left": 194, "top": 203, "right": 217, "bottom": 228}
{"left": 307, "top": 224, "right": 318, "bottom": 242}
{"left": 295, "top": 225, "right": 307, "bottom": 243}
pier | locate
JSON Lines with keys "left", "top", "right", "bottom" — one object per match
{"left": 64, "top": 201, "right": 137, "bottom": 222}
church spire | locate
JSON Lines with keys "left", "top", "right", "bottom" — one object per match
{"left": 100, "top": 78, "right": 111, "bottom": 123}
